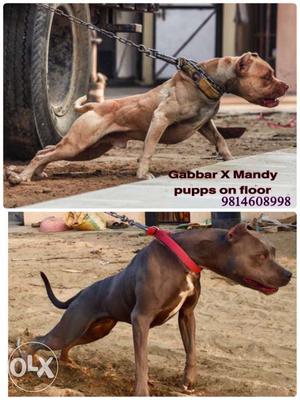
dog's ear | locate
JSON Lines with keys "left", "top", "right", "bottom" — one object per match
{"left": 226, "top": 223, "right": 248, "bottom": 242}
{"left": 236, "top": 52, "right": 253, "bottom": 75}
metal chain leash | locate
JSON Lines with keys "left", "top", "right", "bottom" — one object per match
{"left": 37, "top": 4, "right": 225, "bottom": 97}
{"left": 104, "top": 212, "right": 148, "bottom": 231}
{"left": 37, "top": 3, "right": 179, "bottom": 67}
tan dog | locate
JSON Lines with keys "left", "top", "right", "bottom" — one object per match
{"left": 78, "top": 72, "right": 108, "bottom": 105}
{"left": 7, "top": 52, "right": 288, "bottom": 184}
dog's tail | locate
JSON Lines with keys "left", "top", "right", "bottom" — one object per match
{"left": 40, "top": 272, "right": 82, "bottom": 309}
{"left": 74, "top": 95, "right": 94, "bottom": 114}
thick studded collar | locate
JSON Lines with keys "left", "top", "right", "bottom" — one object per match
{"left": 178, "top": 57, "right": 225, "bottom": 101}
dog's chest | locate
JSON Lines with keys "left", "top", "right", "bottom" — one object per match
{"left": 179, "top": 102, "right": 219, "bottom": 129}
{"left": 158, "top": 275, "right": 195, "bottom": 324}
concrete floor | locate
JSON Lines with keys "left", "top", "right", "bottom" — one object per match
{"left": 27, "top": 147, "right": 296, "bottom": 209}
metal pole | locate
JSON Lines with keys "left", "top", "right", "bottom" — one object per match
{"left": 265, "top": 4, "right": 271, "bottom": 63}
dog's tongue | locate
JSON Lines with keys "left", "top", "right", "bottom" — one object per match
{"left": 261, "top": 286, "right": 278, "bottom": 295}
{"left": 262, "top": 98, "right": 279, "bottom": 108}
{"left": 244, "top": 278, "right": 278, "bottom": 295}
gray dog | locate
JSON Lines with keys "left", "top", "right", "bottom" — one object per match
{"left": 20, "top": 224, "right": 291, "bottom": 396}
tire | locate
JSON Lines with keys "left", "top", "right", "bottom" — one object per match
{"left": 4, "top": 4, "right": 91, "bottom": 160}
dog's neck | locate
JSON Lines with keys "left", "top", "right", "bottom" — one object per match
{"left": 199, "top": 57, "right": 239, "bottom": 95}
{"left": 172, "top": 229, "right": 231, "bottom": 274}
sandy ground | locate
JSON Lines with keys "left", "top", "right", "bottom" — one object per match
{"left": 8, "top": 226, "right": 296, "bottom": 396}
{"left": 4, "top": 112, "right": 296, "bottom": 208}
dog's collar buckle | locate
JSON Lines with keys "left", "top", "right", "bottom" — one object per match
{"left": 177, "top": 57, "right": 225, "bottom": 101}
{"left": 146, "top": 226, "right": 203, "bottom": 274}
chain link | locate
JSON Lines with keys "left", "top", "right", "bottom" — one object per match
{"left": 104, "top": 212, "right": 148, "bottom": 231}
{"left": 36, "top": 4, "right": 225, "bottom": 95}
{"left": 37, "top": 3, "right": 179, "bottom": 66}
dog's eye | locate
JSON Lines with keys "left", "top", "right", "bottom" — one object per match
{"left": 262, "top": 74, "right": 271, "bottom": 81}
{"left": 252, "top": 253, "right": 268, "bottom": 264}
{"left": 264, "top": 71, "right": 274, "bottom": 81}
{"left": 258, "top": 253, "right": 268, "bottom": 262}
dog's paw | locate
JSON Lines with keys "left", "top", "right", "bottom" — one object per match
{"left": 182, "top": 385, "right": 195, "bottom": 394}
{"left": 6, "top": 170, "right": 23, "bottom": 185}
{"left": 145, "top": 173, "right": 155, "bottom": 180}
{"left": 223, "top": 154, "right": 234, "bottom": 161}
{"left": 217, "top": 152, "right": 234, "bottom": 161}
{"left": 60, "top": 358, "right": 85, "bottom": 371}
{"left": 137, "top": 172, "right": 155, "bottom": 180}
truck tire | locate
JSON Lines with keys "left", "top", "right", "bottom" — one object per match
{"left": 4, "top": 4, "right": 91, "bottom": 160}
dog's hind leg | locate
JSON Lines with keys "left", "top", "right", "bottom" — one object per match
{"left": 7, "top": 110, "right": 121, "bottom": 185}
{"left": 68, "top": 143, "right": 113, "bottom": 162}
{"left": 26, "top": 301, "right": 112, "bottom": 360}
{"left": 60, "top": 318, "right": 117, "bottom": 364}
{"left": 15, "top": 142, "right": 113, "bottom": 184}
{"left": 28, "top": 147, "right": 57, "bottom": 179}
{"left": 6, "top": 146, "right": 74, "bottom": 185}
{"left": 198, "top": 119, "right": 233, "bottom": 161}
{"left": 36, "top": 145, "right": 57, "bottom": 155}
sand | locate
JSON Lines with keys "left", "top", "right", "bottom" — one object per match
{"left": 8, "top": 226, "right": 296, "bottom": 396}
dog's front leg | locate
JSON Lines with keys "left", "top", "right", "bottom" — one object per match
{"left": 199, "top": 119, "right": 233, "bottom": 161}
{"left": 131, "top": 312, "right": 152, "bottom": 396}
{"left": 137, "top": 108, "right": 170, "bottom": 179}
{"left": 178, "top": 305, "right": 197, "bottom": 392}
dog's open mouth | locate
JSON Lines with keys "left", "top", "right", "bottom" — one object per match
{"left": 260, "top": 98, "right": 279, "bottom": 108}
{"left": 244, "top": 278, "right": 278, "bottom": 295}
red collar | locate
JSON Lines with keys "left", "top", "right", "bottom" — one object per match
{"left": 146, "top": 226, "right": 203, "bottom": 274}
